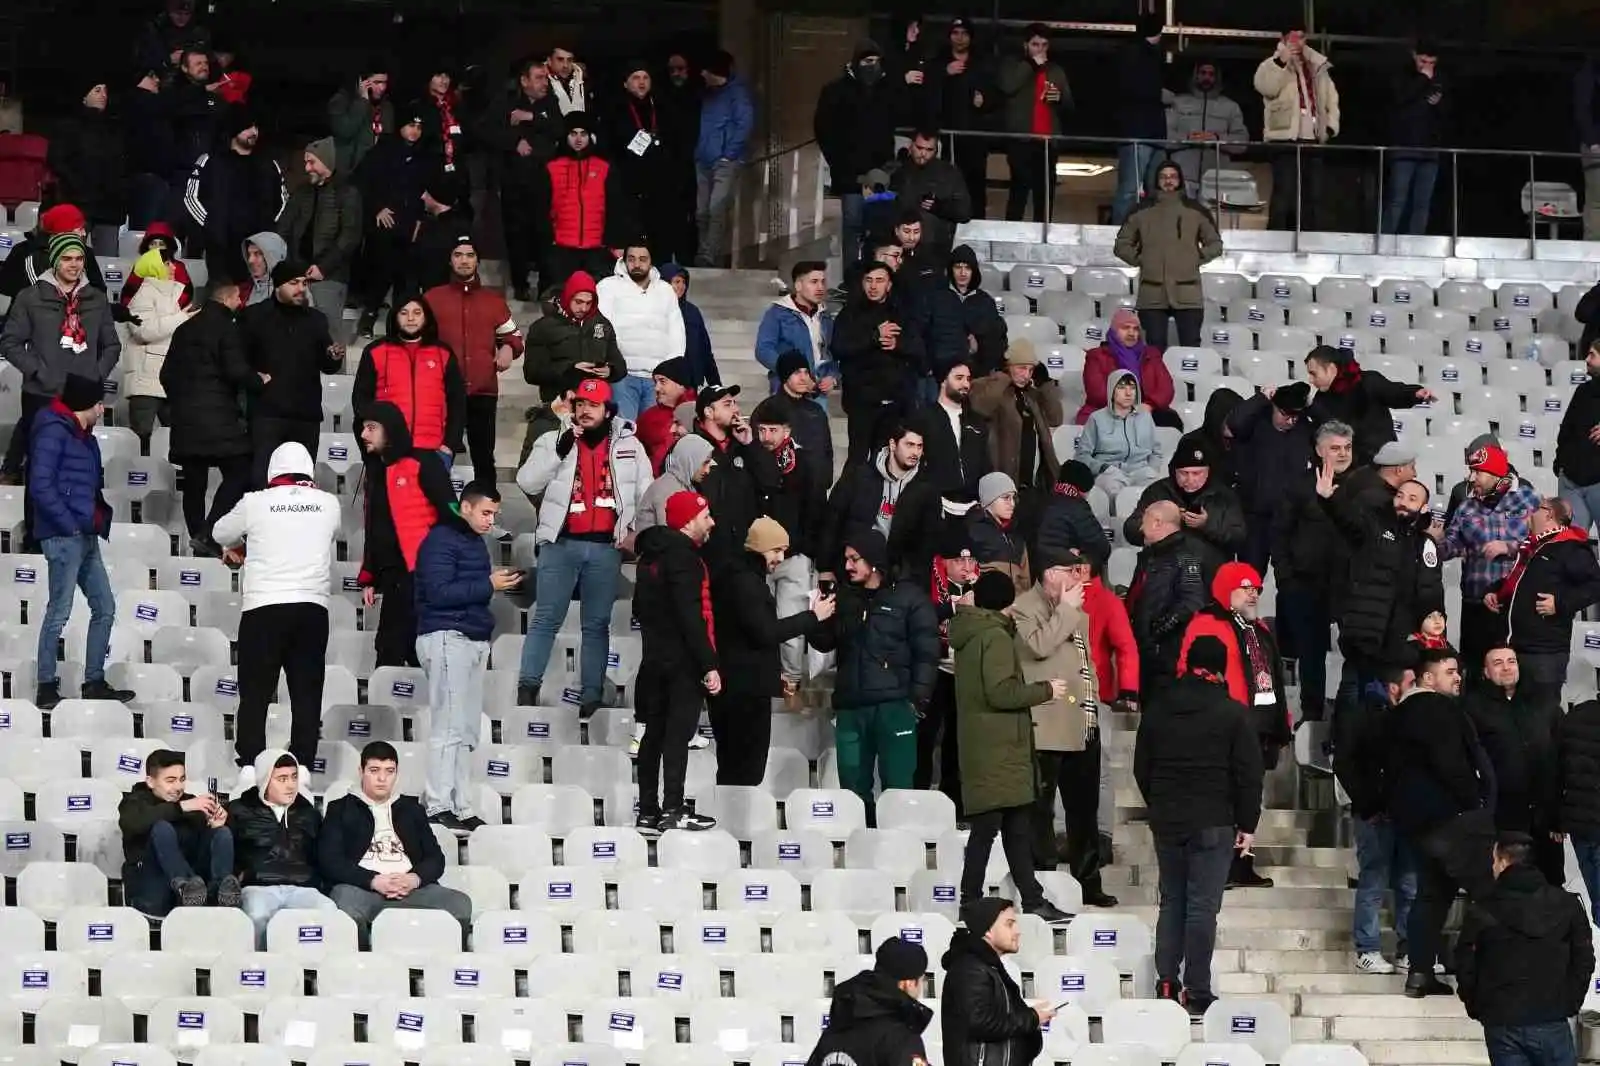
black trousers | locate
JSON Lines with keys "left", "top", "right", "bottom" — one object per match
{"left": 844, "top": 400, "right": 903, "bottom": 469}
{"left": 501, "top": 185, "right": 549, "bottom": 296}
{"left": 1033, "top": 739, "right": 1105, "bottom": 890}
{"left": 961, "top": 804, "right": 1045, "bottom": 908}
{"left": 251, "top": 416, "right": 321, "bottom": 486}
{"left": 356, "top": 224, "right": 419, "bottom": 314}
{"left": 1269, "top": 143, "right": 1325, "bottom": 232}
{"left": 234, "top": 602, "right": 330, "bottom": 769}
{"left": 1005, "top": 141, "right": 1058, "bottom": 223}
{"left": 636, "top": 664, "right": 704, "bottom": 816}
{"left": 914, "top": 672, "right": 963, "bottom": 818}
{"left": 1458, "top": 601, "right": 1507, "bottom": 690}
{"left": 178, "top": 455, "right": 253, "bottom": 540}
{"left": 1517, "top": 650, "right": 1569, "bottom": 710}
{"left": 465, "top": 394, "right": 499, "bottom": 481}
{"left": 1138, "top": 308, "right": 1204, "bottom": 350}
{"left": 545, "top": 246, "right": 617, "bottom": 293}
{"left": 708, "top": 691, "right": 771, "bottom": 786}
{"left": 945, "top": 133, "right": 990, "bottom": 219}
{"left": 1240, "top": 514, "right": 1274, "bottom": 577}
{"left": 374, "top": 569, "right": 418, "bottom": 668}
{"left": 1405, "top": 809, "right": 1495, "bottom": 974}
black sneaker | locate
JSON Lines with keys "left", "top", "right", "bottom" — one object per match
{"left": 579, "top": 700, "right": 601, "bottom": 721}
{"left": 1082, "top": 889, "right": 1120, "bottom": 908}
{"left": 356, "top": 311, "right": 378, "bottom": 338}
{"left": 662, "top": 808, "right": 716, "bottom": 831}
{"left": 82, "top": 680, "right": 136, "bottom": 703}
{"left": 1184, "top": 990, "right": 1216, "bottom": 1017}
{"left": 172, "top": 876, "right": 207, "bottom": 907}
{"left": 1156, "top": 978, "right": 1182, "bottom": 1003}
{"left": 457, "top": 815, "right": 488, "bottom": 833}
{"left": 1024, "top": 901, "right": 1074, "bottom": 925}
{"left": 635, "top": 813, "right": 663, "bottom": 838}
{"left": 1403, "top": 972, "right": 1454, "bottom": 998}
{"left": 215, "top": 874, "right": 243, "bottom": 908}
{"left": 35, "top": 682, "right": 61, "bottom": 710}
{"left": 516, "top": 684, "right": 539, "bottom": 706}
{"left": 429, "top": 811, "right": 470, "bottom": 834}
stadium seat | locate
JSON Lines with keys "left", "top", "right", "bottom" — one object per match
{"left": 1203, "top": 999, "right": 1295, "bottom": 1063}
{"left": 875, "top": 788, "right": 957, "bottom": 839}
{"left": 659, "top": 827, "right": 741, "bottom": 874}
{"left": 37, "top": 996, "right": 136, "bottom": 1062}
{"left": 0, "top": 950, "right": 90, "bottom": 1008}
{"left": 1178, "top": 1045, "right": 1268, "bottom": 1066}
{"left": 146, "top": 997, "right": 246, "bottom": 1054}
{"left": 785, "top": 787, "right": 867, "bottom": 835}
{"left": 265, "top": 908, "right": 360, "bottom": 959}
{"left": 260, "top": 998, "right": 362, "bottom": 1049}
{"left": 317, "top": 952, "right": 411, "bottom": 1001}
{"left": 1102, "top": 999, "right": 1194, "bottom": 1059}
{"left": 81, "top": 1049, "right": 178, "bottom": 1066}
{"left": 845, "top": 827, "right": 926, "bottom": 880}
{"left": 688, "top": 1000, "right": 783, "bottom": 1053}
{"left": 205, "top": 951, "right": 300, "bottom": 1006}
{"left": 520, "top": 865, "right": 607, "bottom": 915}
{"left": 675, "top": 910, "right": 762, "bottom": 955}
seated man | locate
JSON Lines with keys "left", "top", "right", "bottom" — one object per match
{"left": 227, "top": 749, "right": 338, "bottom": 948}
{"left": 118, "top": 748, "right": 239, "bottom": 916}
{"left": 317, "top": 741, "right": 472, "bottom": 939}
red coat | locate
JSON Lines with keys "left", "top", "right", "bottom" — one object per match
{"left": 355, "top": 338, "right": 464, "bottom": 454}
{"left": 1084, "top": 577, "right": 1139, "bottom": 699}
{"left": 548, "top": 154, "right": 611, "bottom": 249}
{"left": 1075, "top": 345, "right": 1176, "bottom": 424}
{"left": 636, "top": 402, "right": 677, "bottom": 475}
{"left": 425, "top": 278, "right": 524, "bottom": 397}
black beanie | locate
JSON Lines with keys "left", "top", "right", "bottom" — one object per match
{"left": 847, "top": 530, "right": 889, "bottom": 575}
{"left": 60, "top": 374, "right": 104, "bottom": 413}
{"left": 1187, "top": 634, "right": 1229, "bottom": 676}
{"left": 973, "top": 570, "right": 1016, "bottom": 611}
{"left": 873, "top": 936, "right": 929, "bottom": 981}
{"left": 564, "top": 110, "right": 592, "bottom": 135}
{"left": 1057, "top": 459, "right": 1095, "bottom": 493}
{"left": 271, "top": 259, "right": 309, "bottom": 287}
{"left": 960, "top": 895, "right": 1015, "bottom": 936}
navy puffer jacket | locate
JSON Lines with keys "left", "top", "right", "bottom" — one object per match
{"left": 28, "top": 402, "right": 110, "bottom": 542}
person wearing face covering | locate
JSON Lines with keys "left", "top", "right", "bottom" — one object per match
{"left": 1113, "top": 159, "right": 1223, "bottom": 351}
{"left": 814, "top": 41, "right": 898, "bottom": 267}
{"left": 227, "top": 749, "right": 338, "bottom": 948}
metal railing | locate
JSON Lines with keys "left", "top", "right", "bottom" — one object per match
{"left": 726, "top": 139, "right": 827, "bottom": 269}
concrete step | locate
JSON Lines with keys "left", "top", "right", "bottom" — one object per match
{"left": 1109, "top": 885, "right": 1354, "bottom": 910}
{"left": 1119, "top": 906, "right": 1351, "bottom": 931}
{"left": 1216, "top": 950, "right": 1359, "bottom": 974}
{"left": 1334, "top": 1017, "right": 1480, "bottom": 1042}
{"left": 1356, "top": 1041, "right": 1489, "bottom": 1066}
{"left": 1301, "top": 995, "right": 1467, "bottom": 1019}
{"left": 1275, "top": 973, "right": 1411, "bottom": 995}
{"left": 1212, "top": 926, "right": 1352, "bottom": 951}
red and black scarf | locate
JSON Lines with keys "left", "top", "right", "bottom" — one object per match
{"left": 1497, "top": 525, "right": 1591, "bottom": 600}
{"left": 569, "top": 433, "right": 617, "bottom": 514}
{"left": 774, "top": 439, "right": 797, "bottom": 477}
{"left": 58, "top": 283, "right": 87, "bottom": 354}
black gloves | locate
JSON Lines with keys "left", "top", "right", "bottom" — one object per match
{"left": 111, "top": 303, "right": 140, "bottom": 326}
{"left": 1032, "top": 362, "right": 1051, "bottom": 387}
{"left": 554, "top": 429, "right": 576, "bottom": 459}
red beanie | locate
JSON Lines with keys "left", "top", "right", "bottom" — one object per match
{"left": 40, "top": 204, "right": 87, "bottom": 235}
{"left": 1211, "top": 561, "right": 1262, "bottom": 607}
{"left": 665, "top": 491, "right": 710, "bottom": 531}
{"left": 1467, "top": 443, "right": 1510, "bottom": 480}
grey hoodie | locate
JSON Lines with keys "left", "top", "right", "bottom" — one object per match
{"left": 242, "top": 230, "right": 287, "bottom": 306}
{"left": 1076, "top": 369, "right": 1160, "bottom": 473}
{"left": 637, "top": 434, "right": 715, "bottom": 531}
{"left": 873, "top": 446, "right": 919, "bottom": 537}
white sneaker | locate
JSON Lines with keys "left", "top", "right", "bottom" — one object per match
{"left": 1354, "top": 952, "right": 1396, "bottom": 974}
{"left": 1395, "top": 954, "right": 1446, "bottom": 975}
{"left": 629, "top": 725, "right": 643, "bottom": 758}
{"left": 687, "top": 731, "right": 711, "bottom": 750}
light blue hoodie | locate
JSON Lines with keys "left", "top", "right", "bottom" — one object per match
{"left": 1076, "top": 369, "right": 1159, "bottom": 473}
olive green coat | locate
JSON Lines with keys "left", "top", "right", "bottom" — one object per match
{"left": 950, "top": 606, "right": 1055, "bottom": 816}
{"left": 1112, "top": 191, "right": 1224, "bottom": 311}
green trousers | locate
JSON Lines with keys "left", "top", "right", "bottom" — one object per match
{"left": 835, "top": 700, "right": 919, "bottom": 812}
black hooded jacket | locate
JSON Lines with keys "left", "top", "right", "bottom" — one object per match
{"left": 1226, "top": 393, "right": 1313, "bottom": 517}
{"left": 633, "top": 524, "right": 719, "bottom": 677}
{"left": 355, "top": 131, "right": 434, "bottom": 233}
{"left": 814, "top": 46, "right": 899, "bottom": 196}
{"left": 357, "top": 401, "right": 457, "bottom": 582}
{"left": 938, "top": 929, "right": 1043, "bottom": 1066}
{"left": 1135, "top": 673, "right": 1265, "bottom": 834}
{"left": 808, "top": 968, "right": 932, "bottom": 1066}
{"left": 1456, "top": 863, "right": 1593, "bottom": 1026}
{"left": 227, "top": 783, "right": 323, "bottom": 888}
{"left": 832, "top": 282, "right": 928, "bottom": 412}
{"left": 1464, "top": 684, "right": 1562, "bottom": 833}
{"left": 947, "top": 245, "right": 1007, "bottom": 377}
{"left": 1387, "top": 689, "right": 1492, "bottom": 835}
{"left": 1123, "top": 436, "right": 1248, "bottom": 579}
{"left": 47, "top": 104, "right": 127, "bottom": 226}
{"left": 240, "top": 295, "right": 341, "bottom": 422}
{"left": 160, "top": 299, "right": 262, "bottom": 461}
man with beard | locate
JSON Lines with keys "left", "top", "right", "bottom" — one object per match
{"left": 694, "top": 383, "right": 778, "bottom": 563}
{"left": 352, "top": 292, "right": 464, "bottom": 459}
{"left": 806, "top": 937, "right": 934, "bottom": 1066}
{"left": 597, "top": 244, "right": 686, "bottom": 423}
{"left": 1489, "top": 497, "right": 1600, "bottom": 705}
{"left": 327, "top": 61, "right": 394, "bottom": 174}
{"left": 831, "top": 260, "right": 926, "bottom": 465}
{"left": 165, "top": 48, "right": 223, "bottom": 182}
{"left": 890, "top": 129, "right": 972, "bottom": 260}
{"left": 183, "top": 105, "right": 289, "bottom": 277}
{"left": 947, "top": 245, "right": 1007, "bottom": 377}
{"left": 1126, "top": 500, "right": 1207, "bottom": 697}
{"left": 515, "top": 377, "right": 650, "bottom": 714}
{"left": 276, "top": 137, "right": 362, "bottom": 337}
{"left": 545, "top": 112, "right": 631, "bottom": 289}
{"left": 824, "top": 422, "right": 941, "bottom": 581}
{"left": 971, "top": 340, "right": 1066, "bottom": 549}
{"left": 1112, "top": 159, "right": 1223, "bottom": 348}
{"left": 1465, "top": 646, "right": 1564, "bottom": 884}
{"left": 751, "top": 398, "right": 830, "bottom": 690}
{"left": 483, "top": 56, "right": 564, "bottom": 301}
{"left": 920, "top": 524, "right": 981, "bottom": 815}
{"left": 604, "top": 63, "right": 684, "bottom": 264}
{"left": 1124, "top": 432, "right": 1247, "bottom": 579}
{"left": 910, "top": 358, "right": 991, "bottom": 505}
{"left": 1167, "top": 60, "right": 1251, "bottom": 196}
{"left": 1179, "top": 561, "right": 1293, "bottom": 889}
{"left": 1271, "top": 420, "right": 1355, "bottom": 720}
{"left": 238, "top": 261, "right": 344, "bottom": 484}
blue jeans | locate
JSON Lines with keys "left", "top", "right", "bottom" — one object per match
{"left": 1559, "top": 475, "right": 1600, "bottom": 537}
{"left": 1485, "top": 1021, "right": 1577, "bottom": 1066}
{"left": 1572, "top": 836, "right": 1600, "bottom": 924}
{"left": 1112, "top": 143, "right": 1163, "bottom": 224}
{"left": 839, "top": 193, "right": 865, "bottom": 268}
{"left": 1352, "top": 816, "right": 1417, "bottom": 954}
{"left": 1383, "top": 157, "right": 1439, "bottom": 236}
{"left": 611, "top": 375, "right": 656, "bottom": 424}
{"left": 419, "top": 629, "right": 489, "bottom": 818}
{"left": 1153, "top": 824, "right": 1235, "bottom": 996}
{"left": 518, "top": 537, "right": 621, "bottom": 705}
{"left": 241, "top": 884, "right": 338, "bottom": 949}
{"left": 125, "top": 820, "right": 234, "bottom": 916}
{"left": 38, "top": 533, "right": 116, "bottom": 685}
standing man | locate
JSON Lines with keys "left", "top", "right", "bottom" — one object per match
{"left": 1166, "top": 61, "right": 1250, "bottom": 196}
{"left": 1456, "top": 833, "right": 1593, "bottom": 1066}
{"left": 633, "top": 492, "right": 721, "bottom": 833}
{"left": 754, "top": 351, "right": 834, "bottom": 473}
{"left": 1384, "top": 43, "right": 1447, "bottom": 236}
{"left": 750, "top": 399, "right": 831, "bottom": 689}
{"left": 808, "top": 529, "right": 940, "bottom": 816}
{"left": 831, "top": 260, "right": 926, "bottom": 464}
{"left": 910, "top": 358, "right": 992, "bottom": 505}
{"left": 889, "top": 128, "right": 973, "bottom": 260}
{"left": 423, "top": 238, "right": 525, "bottom": 478}
{"left": 950, "top": 570, "right": 1071, "bottom": 922}
{"left": 1013, "top": 552, "right": 1118, "bottom": 906}
{"left": 544, "top": 111, "right": 628, "bottom": 288}
{"left": 813, "top": 42, "right": 897, "bottom": 267}
{"left": 28, "top": 375, "right": 134, "bottom": 710}
{"left": 1227, "top": 383, "right": 1312, "bottom": 574}
{"left": 694, "top": 383, "right": 779, "bottom": 564}
{"left": 1438, "top": 442, "right": 1540, "bottom": 681}
{"left": 1125, "top": 500, "right": 1207, "bottom": 697}
{"left": 276, "top": 136, "right": 363, "bottom": 335}
{"left": 119, "top": 749, "right": 237, "bottom": 916}
{"left": 213, "top": 442, "right": 341, "bottom": 786}
{"left": 183, "top": 105, "right": 289, "bottom": 276}
{"left": 1124, "top": 433, "right": 1248, "bottom": 578}
{"left": 228, "top": 750, "right": 339, "bottom": 947}
{"left": 1556, "top": 337, "right": 1600, "bottom": 534}
{"left": 327, "top": 61, "right": 393, "bottom": 175}
{"left": 1254, "top": 27, "right": 1340, "bottom": 232}
{"left": 514, "top": 376, "right": 649, "bottom": 714}
{"left": 756, "top": 260, "right": 836, "bottom": 396}
{"left": 352, "top": 294, "right": 465, "bottom": 461}
{"left": 948, "top": 246, "right": 1008, "bottom": 378}
{"left": 940, "top": 899, "right": 1051, "bottom": 1064}
{"left": 238, "top": 261, "right": 344, "bottom": 485}
{"left": 1135, "top": 634, "right": 1264, "bottom": 1015}
{"left": 1488, "top": 496, "right": 1600, "bottom": 706}
{"left": 636, "top": 357, "right": 697, "bottom": 473}
{"left": 694, "top": 50, "right": 754, "bottom": 267}
{"left": 484, "top": 57, "right": 564, "bottom": 301}
{"left": 994, "top": 25, "right": 1071, "bottom": 223}
{"left": 1111, "top": 14, "right": 1170, "bottom": 224}
{"left": 921, "top": 525, "right": 982, "bottom": 814}
{"left": 806, "top": 938, "right": 933, "bottom": 1066}
{"left": 596, "top": 244, "right": 686, "bottom": 422}
{"left": 415, "top": 484, "right": 522, "bottom": 833}
{"left": 1113, "top": 159, "right": 1223, "bottom": 350}
{"left": 931, "top": 18, "right": 991, "bottom": 217}
{"left": 604, "top": 63, "right": 683, "bottom": 264}
{"left": 969, "top": 340, "right": 1066, "bottom": 546}
{"left": 161, "top": 277, "right": 261, "bottom": 557}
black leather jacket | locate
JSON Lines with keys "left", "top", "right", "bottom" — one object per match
{"left": 226, "top": 788, "right": 322, "bottom": 888}
{"left": 938, "top": 929, "right": 1043, "bottom": 1066}
{"left": 1128, "top": 530, "right": 1207, "bottom": 681}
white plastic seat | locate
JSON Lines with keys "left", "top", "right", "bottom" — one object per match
{"left": 147, "top": 997, "right": 246, "bottom": 1054}
{"left": 260, "top": 997, "right": 362, "bottom": 1050}
{"left": 674, "top": 910, "right": 762, "bottom": 955}
{"left": 56, "top": 904, "right": 148, "bottom": 957}
{"left": 80, "top": 1048, "right": 179, "bottom": 1066}
{"left": 1041, "top": 1002, "right": 1094, "bottom": 1060}
{"left": 1386, "top": 328, "right": 1445, "bottom": 358}
{"left": 369, "top": 998, "right": 464, "bottom": 1049}
{"left": 760, "top": 746, "right": 812, "bottom": 800}
{"left": 1226, "top": 298, "right": 1281, "bottom": 329}
{"left": 1102, "top": 999, "right": 1194, "bottom": 1059}
{"left": 1068, "top": 319, "right": 1108, "bottom": 349}
{"left": 470, "top": 909, "right": 562, "bottom": 958}
{"left": 519, "top": 865, "right": 607, "bottom": 915}
{"left": 1201, "top": 320, "right": 1248, "bottom": 351}
{"left": 702, "top": 785, "right": 779, "bottom": 839}
{"left": 0, "top": 737, "right": 87, "bottom": 785}
{"left": 1257, "top": 326, "right": 1317, "bottom": 353}
{"left": 1523, "top": 334, "right": 1573, "bottom": 367}
{"left": 1379, "top": 279, "right": 1434, "bottom": 308}
{"left": 689, "top": 1000, "right": 782, "bottom": 1054}
{"left": 1256, "top": 274, "right": 1313, "bottom": 305}
{"left": 564, "top": 825, "right": 649, "bottom": 869}
{"left": 1314, "top": 276, "right": 1373, "bottom": 308}
{"left": 0, "top": 950, "right": 90, "bottom": 1007}
{"left": 1073, "top": 268, "right": 1132, "bottom": 297}
{"left": 1203, "top": 272, "right": 1250, "bottom": 306}
{"left": 0, "top": 698, "right": 43, "bottom": 738}
{"left": 418, "top": 1049, "right": 512, "bottom": 1066}
{"left": 93, "top": 426, "right": 142, "bottom": 467}
{"left": 305, "top": 1049, "right": 401, "bottom": 1066}
{"left": 1484, "top": 360, "right": 1547, "bottom": 395}
{"left": 476, "top": 1000, "right": 576, "bottom": 1056}
{"left": 205, "top": 951, "right": 300, "bottom": 1006}
{"left": 36, "top": 996, "right": 136, "bottom": 1062}
{"left": 658, "top": 827, "right": 741, "bottom": 874}
{"left": 869, "top": 912, "right": 955, "bottom": 963}
{"left": 49, "top": 698, "right": 137, "bottom": 740}
{"left": 152, "top": 627, "right": 231, "bottom": 675}
{"left": 845, "top": 827, "right": 927, "bottom": 880}
{"left": 265, "top": 907, "right": 360, "bottom": 959}
{"left": 812, "top": 869, "right": 896, "bottom": 914}
{"left": 1279, "top": 1045, "right": 1371, "bottom": 1066}
{"left": 552, "top": 744, "right": 632, "bottom": 794}
{"left": 510, "top": 782, "right": 596, "bottom": 833}
{"left": 1010, "top": 265, "right": 1069, "bottom": 296}
{"left": 17, "top": 861, "right": 107, "bottom": 919}
{"left": 1178, "top": 1045, "right": 1268, "bottom": 1066}
{"left": 1496, "top": 282, "right": 1554, "bottom": 314}
{"left": 572, "top": 909, "right": 662, "bottom": 954}
{"left": 91, "top": 736, "right": 170, "bottom": 786}
{"left": 1064, "top": 912, "right": 1155, "bottom": 975}
{"left": 371, "top": 908, "right": 465, "bottom": 956}
{"left": 1202, "top": 998, "right": 1294, "bottom": 1063}
{"left": 1165, "top": 347, "right": 1225, "bottom": 383}
{"left": 1031, "top": 954, "right": 1123, "bottom": 1014}
{"left": 1071, "top": 1046, "right": 1163, "bottom": 1066}
{"left": 1287, "top": 304, "right": 1346, "bottom": 334}
{"left": 875, "top": 788, "right": 956, "bottom": 840}
{"left": 1421, "top": 357, "right": 1474, "bottom": 395}
{"left": 618, "top": 868, "right": 704, "bottom": 915}
{"left": 419, "top": 953, "right": 516, "bottom": 1002}
{"left": 318, "top": 953, "right": 411, "bottom": 1001}
{"left": 158, "top": 906, "right": 255, "bottom": 957}
{"left": 714, "top": 867, "right": 802, "bottom": 915}
{"left": 1331, "top": 327, "right": 1383, "bottom": 355}
{"left": 624, "top": 953, "right": 718, "bottom": 1001}
{"left": 1415, "top": 307, "right": 1471, "bottom": 336}
{"left": 771, "top": 910, "right": 861, "bottom": 955}
{"left": 785, "top": 787, "right": 867, "bottom": 835}
{"left": 1449, "top": 330, "right": 1508, "bottom": 361}
{"left": 750, "top": 827, "right": 836, "bottom": 884}
{"left": 581, "top": 997, "right": 675, "bottom": 1052}
{"left": 465, "top": 824, "right": 553, "bottom": 876}
{"left": 192, "top": 1050, "right": 289, "bottom": 1066}
{"left": 1005, "top": 314, "right": 1062, "bottom": 348}
{"left": 476, "top": 744, "right": 541, "bottom": 796}
{"left": 1437, "top": 280, "right": 1493, "bottom": 314}
{"left": 524, "top": 953, "right": 618, "bottom": 1011}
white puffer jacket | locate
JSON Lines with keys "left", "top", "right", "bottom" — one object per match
{"left": 595, "top": 261, "right": 686, "bottom": 377}
{"left": 516, "top": 415, "right": 650, "bottom": 546}
{"left": 122, "top": 277, "right": 192, "bottom": 399}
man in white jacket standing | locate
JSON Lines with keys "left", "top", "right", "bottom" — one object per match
{"left": 212, "top": 441, "right": 341, "bottom": 785}
{"left": 596, "top": 244, "right": 685, "bottom": 422}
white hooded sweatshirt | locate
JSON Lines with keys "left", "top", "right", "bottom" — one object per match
{"left": 211, "top": 442, "right": 341, "bottom": 612}
{"left": 354, "top": 780, "right": 413, "bottom": 876}
{"left": 595, "top": 260, "right": 686, "bottom": 377}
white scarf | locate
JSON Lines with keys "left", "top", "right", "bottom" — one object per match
{"left": 551, "top": 69, "right": 586, "bottom": 115}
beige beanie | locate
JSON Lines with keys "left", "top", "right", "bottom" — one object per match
{"left": 744, "top": 516, "right": 790, "bottom": 555}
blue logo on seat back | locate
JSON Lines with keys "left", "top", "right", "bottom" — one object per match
{"left": 1092, "top": 929, "right": 1117, "bottom": 946}
{"left": 1060, "top": 973, "right": 1085, "bottom": 992}
{"left": 502, "top": 925, "right": 528, "bottom": 945}
{"left": 1231, "top": 1016, "right": 1257, "bottom": 1034}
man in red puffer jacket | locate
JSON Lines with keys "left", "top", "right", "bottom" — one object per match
{"left": 424, "top": 236, "right": 524, "bottom": 480}
{"left": 545, "top": 110, "right": 631, "bottom": 290}
{"left": 353, "top": 292, "right": 465, "bottom": 461}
